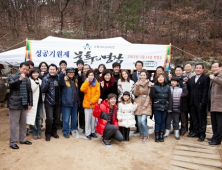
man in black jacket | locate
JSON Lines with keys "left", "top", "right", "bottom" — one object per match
{"left": 186, "top": 63, "right": 210, "bottom": 141}
{"left": 8, "top": 62, "right": 33, "bottom": 149}
{"left": 41, "top": 64, "right": 61, "bottom": 141}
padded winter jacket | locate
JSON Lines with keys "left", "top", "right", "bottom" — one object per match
{"left": 80, "top": 78, "right": 100, "bottom": 109}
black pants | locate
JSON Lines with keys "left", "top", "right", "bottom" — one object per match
{"left": 211, "top": 112, "right": 222, "bottom": 143}
{"left": 78, "top": 104, "right": 85, "bottom": 129}
{"left": 190, "top": 104, "right": 207, "bottom": 137}
{"left": 166, "top": 112, "right": 180, "bottom": 130}
{"left": 103, "top": 124, "right": 123, "bottom": 141}
{"left": 45, "top": 103, "right": 60, "bottom": 137}
{"left": 180, "top": 111, "right": 188, "bottom": 133}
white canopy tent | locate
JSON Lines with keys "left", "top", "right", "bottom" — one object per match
{"left": 0, "top": 36, "right": 131, "bottom": 66}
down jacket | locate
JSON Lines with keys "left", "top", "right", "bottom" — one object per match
{"left": 58, "top": 73, "right": 80, "bottom": 107}
{"left": 41, "top": 74, "right": 60, "bottom": 105}
{"left": 134, "top": 80, "right": 153, "bottom": 116}
{"left": 80, "top": 78, "right": 100, "bottom": 109}
{"left": 117, "top": 102, "right": 137, "bottom": 128}
{"left": 93, "top": 100, "right": 119, "bottom": 135}
{"left": 8, "top": 72, "right": 33, "bottom": 109}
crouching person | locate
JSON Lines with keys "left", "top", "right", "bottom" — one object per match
{"left": 164, "top": 77, "right": 188, "bottom": 140}
{"left": 59, "top": 68, "right": 79, "bottom": 138}
{"left": 93, "top": 93, "right": 123, "bottom": 147}
{"left": 8, "top": 62, "right": 33, "bottom": 149}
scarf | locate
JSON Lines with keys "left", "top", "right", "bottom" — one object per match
{"left": 16, "top": 72, "right": 28, "bottom": 106}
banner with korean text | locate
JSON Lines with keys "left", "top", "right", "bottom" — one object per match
{"left": 25, "top": 38, "right": 171, "bottom": 70}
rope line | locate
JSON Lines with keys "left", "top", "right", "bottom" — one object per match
{"left": 171, "top": 44, "right": 198, "bottom": 59}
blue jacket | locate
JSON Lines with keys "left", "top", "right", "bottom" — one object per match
{"left": 58, "top": 73, "right": 80, "bottom": 107}
{"left": 41, "top": 74, "right": 61, "bottom": 105}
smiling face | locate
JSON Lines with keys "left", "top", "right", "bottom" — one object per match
{"left": 123, "top": 95, "right": 130, "bottom": 102}
{"left": 195, "top": 64, "right": 204, "bottom": 75}
{"left": 109, "top": 97, "right": 117, "bottom": 106}
{"left": 99, "top": 65, "right": 105, "bottom": 73}
{"left": 122, "top": 71, "right": 128, "bottom": 81}
{"left": 49, "top": 66, "right": 57, "bottom": 76}
{"left": 83, "top": 65, "right": 90, "bottom": 74}
{"left": 211, "top": 63, "right": 221, "bottom": 75}
{"left": 67, "top": 72, "right": 74, "bottom": 79}
{"left": 140, "top": 72, "right": 147, "bottom": 81}
{"left": 60, "top": 63, "right": 67, "bottom": 71}
{"left": 88, "top": 72, "right": 94, "bottom": 82}
{"left": 184, "top": 64, "right": 192, "bottom": 74}
{"left": 19, "top": 65, "right": 29, "bottom": 75}
{"left": 104, "top": 73, "right": 111, "bottom": 81}
{"left": 31, "top": 71, "right": 39, "bottom": 80}
{"left": 175, "top": 67, "right": 183, "bottom": 77}
{"left": 113, "top": 66, "right": 120, "bottom": 73}
{"left": 157, "top": 75, "right": 165, "bottom": 84}
{"left": 40, "top": 63, "right": 47, "bottom": 72}
{"left": 135, "top": 62, "right": 143, "bottom": 72}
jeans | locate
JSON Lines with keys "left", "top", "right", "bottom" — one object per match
{"left": 154, "top": 110, "right": 167, "bottom": 132}
{"left": 61, "top": 103, "right": 78, "bottom": 135}
{"left": 30, "top": 102, "right": 43, "bottom": 136}
{"left": 45, "top": 103, "right": 60, "bottom": 137}
{"left": 137, "top": 115, "right": 149, "bottom": 136}
{"left": 103, "top": 124, "right": 123, "bottom": 141}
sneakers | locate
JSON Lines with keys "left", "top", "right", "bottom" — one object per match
{"left": 102, "top": 139, "right": 111, "bottom": 147}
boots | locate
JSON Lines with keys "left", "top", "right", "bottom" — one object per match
{"left": 155, "top": 131, "right": 160, "bottom": 142}
{"left": 174, "top": 130, "right": 180, "bottom": 140}
{"left": 125, "top": 128, "right": 130, "bottom": 141}
{"left": 159, "top": 130, "right": 164, "bottom": 142}
{"left": 119, "top": 127, "right": 125, "bottom": 141}
{"left": 164, "top": 129, "right": 170, "bottom": 138}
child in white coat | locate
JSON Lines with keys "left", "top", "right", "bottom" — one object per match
{"left": 117, "top": 91, "right": 137, "bottom": 141}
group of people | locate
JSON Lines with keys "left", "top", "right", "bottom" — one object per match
{"left": 8, "top": 59, "right": 222, "bottom": 149}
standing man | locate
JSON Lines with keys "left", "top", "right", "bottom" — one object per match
{"left": 112, "top": 62, "right": 121, "bottom": 83}
{"left": 41, "top": 64, "right": 60, "bottom": 141}
{"left": 174, "top": 65, "right": 189, "bottom": 136}
{"left": 183, "top": 62, "right": 195, "bottom": 136}
{"left": 208, "top": 62, "right": 222, "bottom": 145}
{"left": 186, "top": 63, "right": 210, "bottom": 141}
{"left": 131, "top": 60, "right": 144, "bottom": 134}
{"left": 183, "top": 62, "right": 196, "bottom": 78}
{"left": 8, "top": 62, "right": 33, "bottom": 149}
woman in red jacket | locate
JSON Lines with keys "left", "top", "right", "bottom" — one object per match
{"left": 93, "top": 93, "right": 123, "bottom": 147}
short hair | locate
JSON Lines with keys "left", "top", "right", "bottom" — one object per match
{"left": 135, "top": 60, "right": 143, "bottom": 67}
{"left": 171, "top": 77, "right": 180, "bottom": 82}
{"left": 195, "top": 63, "right": 204, "bottom": 69}
{"left": 140, "top": 69, "right": 148, "bottom": 77}
{"left": 84, "top": 64, "right": 91, "bottom": 69}
{"left": 98, "top": 64, "right": 106, "bottom": 70}
{"left": 102, "top": 69, "right": 112, "bottom": 78}
{"left": 120, "top": 69, "right": 130, "bottom": 81}
{"left": 184, "top": 62, "right": 192, "bottom": 67}
{"left": 26, "top": 61, "right": 34, "bottom": 67}
{"left": 20, "top": 62, "right": 30, "bottom": 68}
{"left": 29, "top": 68, "right": 40, "bottom": 78}
{"left": 212, "top": 62, "right": 222, "bottom": 67}
{"left": 155, "top": 73, "right": 168, "bottom": 85}
{"left": 76, "top": 59, "right": 84, "bottom": 66}
{"left": 175, "top": 65, "right": 183, "bottom": 71}
{"left": 86, "top": 69, "right": 95, "bottom": 77}
{"left": 156, "top": 66, "right": 164, "bottom": 71}
{"left": 59, "top": 60, "right": 67, "bottom": 66}
{"left": 112, "top": 62, "right": 121, "bottom": 69}
{"left": 38, "top": 62, "right": 49, "bottom": 70}
{"left": 107, "top": 93, "right": 117, "bottom": 100}
{"left": 48, "top": 63, "right": 58, "bottom": 70}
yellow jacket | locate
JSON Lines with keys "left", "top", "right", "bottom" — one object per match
{"left": 80, "top": 79, "right": 100, "bottom": 109}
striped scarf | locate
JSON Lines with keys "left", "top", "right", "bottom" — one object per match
{"left": 16, "top": 72, "right": 28, "bottom": 105}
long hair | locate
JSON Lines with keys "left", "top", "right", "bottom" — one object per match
{"left": 155, "top": 73, "right": 168, "bottom": 85}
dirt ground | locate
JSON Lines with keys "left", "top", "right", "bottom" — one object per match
{"left": 0, "top": 106, "right": 178, "bottom": 170}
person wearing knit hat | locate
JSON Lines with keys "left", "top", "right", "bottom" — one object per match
{"left": 117, "top": 91, "right": 137, "bottom": 141}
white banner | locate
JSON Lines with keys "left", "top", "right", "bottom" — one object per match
{"left": 26, "top": 38, "right": 171, "bottom": 70}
